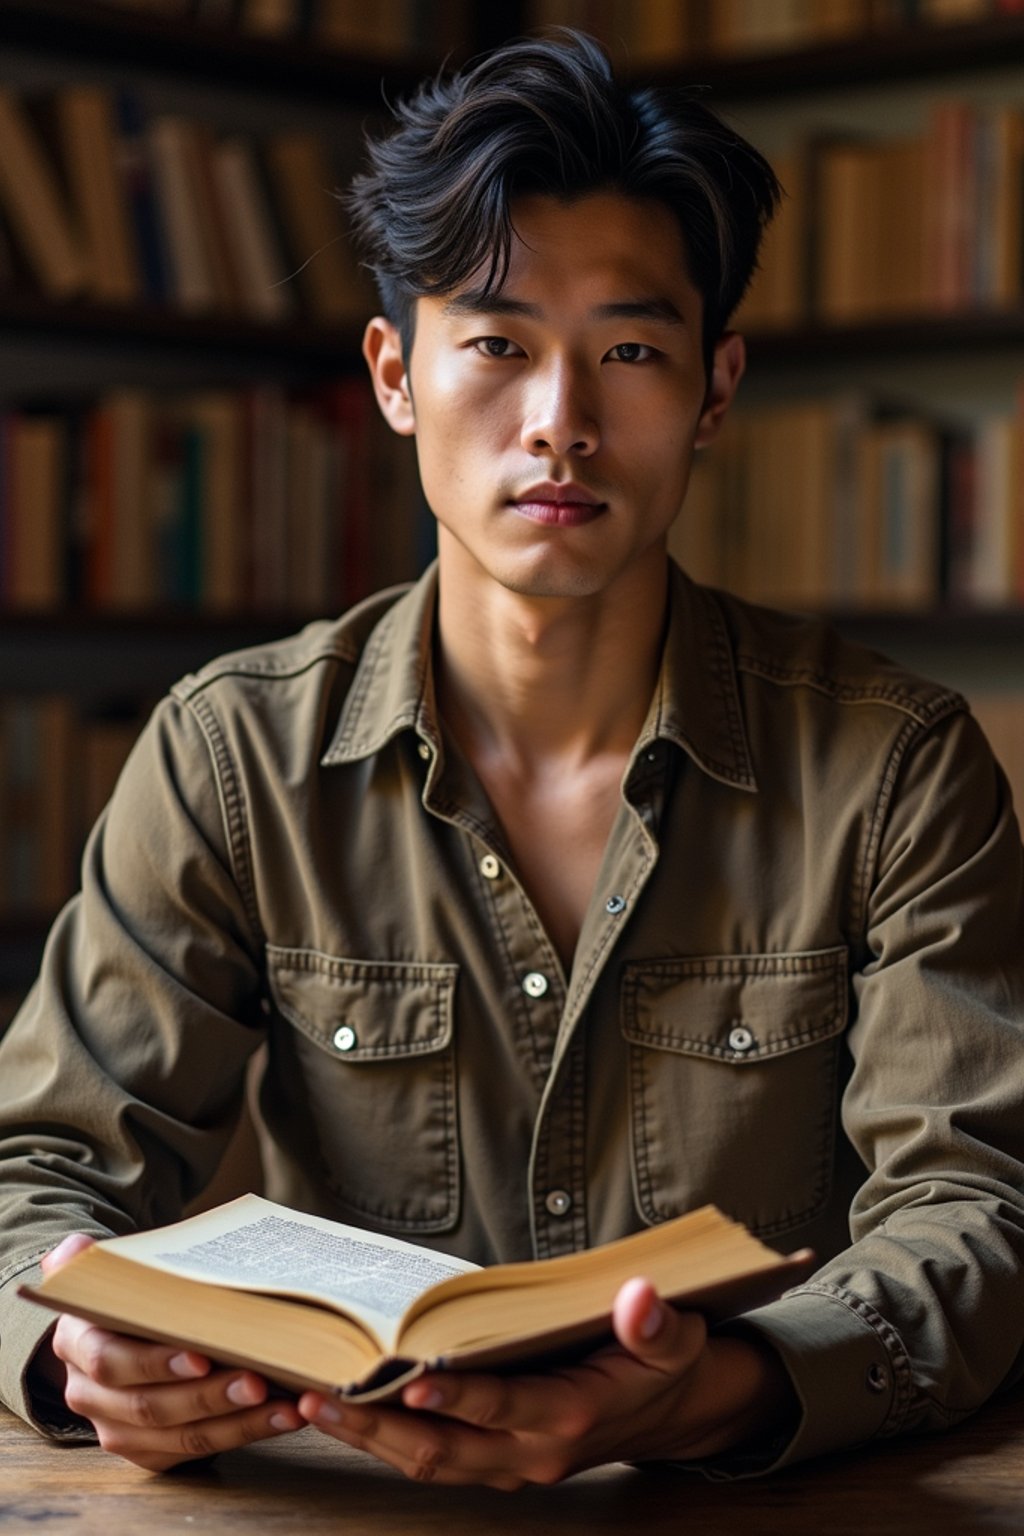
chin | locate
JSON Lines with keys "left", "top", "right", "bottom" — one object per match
{"left": 494, "top": 561, "right": 610, "bottom": 600}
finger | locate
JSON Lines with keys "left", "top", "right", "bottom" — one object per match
{"left": 612, "top": 1278, "right": 707, "bottom": 1373}
{"left": 53, "top": 1315, "right": 212, "bottom": 1389}
{"left": 41, "top": 1233, "right": 95, "bottom": 1274}
{"left": 297, "top": 1393, "right": 523, "bottom": 1490}
{"left": 400, "top": 1368, "right": 581, "bottom": 1435}
{"left": 63, "top": 1360, "right": 273, "bottom": 1432}
{"left": 92, "top": 1398, "right": 305, "bottom": 1473}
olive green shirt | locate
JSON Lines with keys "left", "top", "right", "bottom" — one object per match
{"left": 3, "top": 561, "right": 1024, "bottom": 1471}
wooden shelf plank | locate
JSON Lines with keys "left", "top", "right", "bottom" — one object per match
{"left": 743, "top": 311, "right": 1024, "bottom": 366}
{"left": 5, "top": 294, "right": 1024, "bottom": 368}
{"left": 0, "top": 292, "right": 366, "bottom": 367}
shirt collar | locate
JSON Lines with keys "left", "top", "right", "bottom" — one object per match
{"left": 321, "top": 565, "right": 441, "bottom": 767}
{"left": 322, "top": 559, "right": 756, "bottom": 792}
{"left": 636, "top": 561, "right": 757, "bottom": 792}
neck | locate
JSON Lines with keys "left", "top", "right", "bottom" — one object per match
{"left": 434, "top": 544, "right": 669, "bottom": 775}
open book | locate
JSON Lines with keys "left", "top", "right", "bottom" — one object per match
{"left": 22, "top": 1195, "right": 810, "bottom": 1401}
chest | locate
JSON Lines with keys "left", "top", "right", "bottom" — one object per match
{"left": 476, "top": 761, "right": 626, "bottom": 972}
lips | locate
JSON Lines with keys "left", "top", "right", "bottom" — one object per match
{"left": 510, "top": 482, "right": 606, "bottom": 528}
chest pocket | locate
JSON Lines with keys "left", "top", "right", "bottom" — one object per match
{"left": 266, "top": 946, "right": 459, "bottom": 1234}
{"left": 621, "top": 947, "right": 848, "bottom": 1239}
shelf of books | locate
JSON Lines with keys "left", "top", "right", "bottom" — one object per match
{"left": 525, "top": 2, "right": 1024, "bottom": 91}
{"left": 0, "top": 1, "right": 469, "bottom": 98}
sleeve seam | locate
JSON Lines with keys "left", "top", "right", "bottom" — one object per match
{"left": 181, "top": 694, "right": 265, "bottom": 954}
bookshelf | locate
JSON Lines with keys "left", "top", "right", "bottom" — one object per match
{"left": 4, "top": 3, "right": 1024, "bottom": 1017}
{"left": 0, "top": 0, "right": 498, "bottom": 1018}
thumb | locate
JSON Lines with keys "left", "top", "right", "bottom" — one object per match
{"left": 41, "top": 1233, "right": 95, "bottom": 1275}
{"left": 612, "top": 1277, "right": 707, "bottom": 1374}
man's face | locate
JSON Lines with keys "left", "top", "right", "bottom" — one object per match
{"left": 368, "top": 191, "right": 741, "bottom": 601}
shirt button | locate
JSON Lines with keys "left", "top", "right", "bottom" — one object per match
{"left": 728, "top": 1025, "right": 755, "bottom": 1054}
{"left": 480, "top": 854, "right": 501, "bottom": 879}
{"left": 605, "top": 894, "right": 626, "bottom": 916}
{"left": 645, "top": 748, "right": 659, "bottom": 763}
{"left": 417, "top": 741, "right": 431, "bottom": 761}
{"left": 333, "top": 1024, "right": 357, "bottom": 1053}
{"left": 545, "top": 1190, "right": 572, "bottom": 1217}
{"left": 866, "top": 1363, "right": 889, "bottom": 1394}
{"left": 522, "top": 971, "right": 549, "bottom": 999}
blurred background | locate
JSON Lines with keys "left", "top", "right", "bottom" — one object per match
{"left": 2, "top": 0, "right": 1024, "bottom": 1032}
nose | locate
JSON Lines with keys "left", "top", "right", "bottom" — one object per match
{"left": 520, "top": 361, "right": 598, "bottom": 458}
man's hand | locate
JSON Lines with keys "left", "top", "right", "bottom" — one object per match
{"left": 35, "top": 1234, "right": 304, "bottom": 1472}
{"left": 296, "top": 1276, "right": 799, "bottom": 1490}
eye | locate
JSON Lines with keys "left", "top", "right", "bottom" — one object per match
{"left": 470, "top": 336, "right": 526, "bottom": 358}
{"left": 606, "top": 342, "right": 658, "bottom": 363}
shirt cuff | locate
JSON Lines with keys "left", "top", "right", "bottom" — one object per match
{"left": 709, "top": 1282, "right": 910, "bottom": 1475}
{"left": 0, "top": 1255, "right": 97, "bottom": 1442}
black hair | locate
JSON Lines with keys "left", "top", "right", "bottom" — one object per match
{"left": 347, "top": 30, "right": 780, "bottom": 371}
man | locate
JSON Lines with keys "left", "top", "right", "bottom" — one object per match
{"left": 3, "top": 31, "right": 1024, "bottom": 1487}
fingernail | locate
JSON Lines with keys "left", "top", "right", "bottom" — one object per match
{"left": 227, "top": 1376, "right": 263, "bottom": 1406}
{"left": 46, "top": 1235, "right": 84, "bottom": 1267}
{"left": 409, "top": 1385, "right": 444, "bottom": 1410}
{"left": 168, "top": 1352, "right": 207, "bottom": 1378}
{"left": 641, "top": 1301, "right": 663, "bottom": 1340}
{"left": 270, "top": 1411, "right": 297, "bottom": 1433}
{"left": 315, "top": 1402, "right": 342, "bottom": 1425}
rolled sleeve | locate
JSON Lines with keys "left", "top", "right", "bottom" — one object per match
{"left": 723, "top": 1285, "right": 905, "bottom": 1471}
{"left": 0, "top": 1254, "right": 103, "bottom": 1441}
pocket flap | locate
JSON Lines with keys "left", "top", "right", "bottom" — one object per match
{"left": 622, "top": 946, "right": 848, "bottom": 1061}
{"left": 266, "top": 946, "right": 457, "bottom": 1060}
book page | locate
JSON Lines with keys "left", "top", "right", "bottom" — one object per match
{"left": 105, "top": 1195, "right": 478, "bottom": 1343}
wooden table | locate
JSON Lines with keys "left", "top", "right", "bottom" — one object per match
{"left": 2, "top": 1391, "right": 1024, "bottom": 1535}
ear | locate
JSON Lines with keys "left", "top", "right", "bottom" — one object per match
{"left": 694, "top": 331, "right": 745, "bottom": 449}
{"left": 362, "top": 317, "right": 415, "bottom": 436}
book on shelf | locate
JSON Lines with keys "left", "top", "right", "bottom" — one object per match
{"left": 0, "top": 696, "right": 146, "bottom": 921}
{"left": 957, "top": 411, "right": 1020, "bottom": 605}
{"left": 262, "top": 131, "right": 373, "bottom": 324}
{"left": 187, "top": 121, "right": 248, "bottom": 315}
{"left": 0, "top": 89, "right": 86, "bottom": 301}
{"left": 147, "top": 115, "right": 221, "bottom": 314}
{"left": 84, "top": 392, "right": 158, "bottom": 612}
{"left": 734, "top": 147, "right": 807, "bottom": 331}
{"left": 855, "top": 418, "right": 941, "bottom": 610}
{"left": 189, "top": 392, "right": 247, "bottom": 612}
{"left": 115, "top": 91, "right": 173, "bottom": 306}
{"left": 0, "top": 696, "right": 76, "bottom": 920}
{"left": 210, "top": 136, "right": 295, "bottom": 321}
{"left": 22, "top": 1194, "right": 809, "bottom": 1402}
{"left": 2, "top": 414, "right": 68, "bottom": 611}
{"left": 971, "top": 692, "right": 1024, "bottom": 817}
{"left": 55, "top": 86, "right": 143, "bottom": 307}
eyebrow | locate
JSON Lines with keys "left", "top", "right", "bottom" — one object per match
{"left": 441, "top": 293, "right": 686, "bottom": 327}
